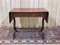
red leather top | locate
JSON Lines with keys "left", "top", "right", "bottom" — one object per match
{"left": 10, "top": 8, "right": 48, "bottom": 12}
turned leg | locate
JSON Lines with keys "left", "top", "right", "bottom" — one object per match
{"left": 41, "top": 17, "right": 44, "bottom": 32}
{"left": 13, "top": 17, "right": 16, "bottom": 39}
{"left": 13, "top": 17, "right": 18, "bottom": 39}
{"left": 14, "top": 17, "right": 19, "bottom": 32}
{"left": 41, "top": 17, "right": 45, "bottom": 39}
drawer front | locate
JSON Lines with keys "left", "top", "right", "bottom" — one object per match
{"left": 10, "top": 12, "right": 48, "bottom": 17}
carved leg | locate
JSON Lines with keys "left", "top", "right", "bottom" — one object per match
{"left": 41, "top": 17, "right": 45, "bottom": 39}
{"left": 38, "top": 17, "right": 45, "bottom": 39}
{"left": 13, "top": 17, "right": 16, "bottom": 39}
{"left": 13, "top": 17, "right": 18, "bottom": 39}
{"left": 41, "top": 17, "right": 44, "bottom": 32}
{"left": 14, "top": 17, "right": 18, "bottom": 32}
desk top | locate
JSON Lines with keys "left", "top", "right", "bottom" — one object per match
{"left": 9, "top": 8, "right": 49, "bottom": 23}
{"left": 10, "top": 8, "right": 48, "bottom": 12}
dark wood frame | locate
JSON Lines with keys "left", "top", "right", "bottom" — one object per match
{"left": 9, "top": 8, "right": 49, "bottom": 40}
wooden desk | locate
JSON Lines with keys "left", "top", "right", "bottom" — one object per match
{"left": 9, "top": 8, "right": 49, "bottom": 39}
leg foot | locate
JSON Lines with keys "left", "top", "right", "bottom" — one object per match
{"left": 13, "top": 31, "right": 16, "bottom": 40}
{"left": 41, "top": 32, "right": 45, "bottom": 39}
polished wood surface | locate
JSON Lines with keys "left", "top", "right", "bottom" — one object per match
{"left": 10, "top": 8, "right": 48, "bottom": 12}
{"left": 9, "top": 8, "right": 49, "bottom": 23}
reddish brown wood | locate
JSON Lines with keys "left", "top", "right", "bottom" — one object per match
{"left": 10, "top": 8, "right": 48, "bottom": 12}
{"left": 9, "top": 8, "right": 49, "bottom": 23}
{"left": 9, "top": 8, "right": 49, "bottom": 39}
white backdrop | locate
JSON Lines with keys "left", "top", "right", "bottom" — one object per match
{"left": 0, "top": 0, "right": 60, "bottom": 27}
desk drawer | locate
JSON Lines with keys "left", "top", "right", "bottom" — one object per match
{"left": 29, "top": 12, "right": 46, "bottom": 17}
{"left": 10, "top": 12, "right": 30, "bottom": 17}
{"left": 10, "top": 12, "right": 48, "bottom": 17}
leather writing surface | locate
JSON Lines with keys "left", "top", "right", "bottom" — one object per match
{"left": 10, "top": 8, "right": 48, "bottom": 12}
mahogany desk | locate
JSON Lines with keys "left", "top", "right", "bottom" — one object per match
{"left": 9, "top": 8, "right": 49, "bottom": 39}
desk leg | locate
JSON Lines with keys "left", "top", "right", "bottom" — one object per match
{"left": 13, "top": 17, "right": 20, "bottom": 39}
{"left": 14, "top": 17, "right": 16, "bottom": 31}
{"left": 41, "top": 17, "right": 45, "bottom": 39}
{"left": 13, "top": 17, "right": 16, "bottom": 39}
{"left": 41, "top": 17, "right": 44, "bottom": 32}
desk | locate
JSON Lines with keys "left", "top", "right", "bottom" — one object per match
{"left": 9, "top": 8, "right": 49, "bottom": 39}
